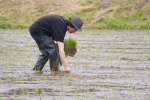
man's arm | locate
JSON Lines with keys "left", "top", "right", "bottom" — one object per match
{"left": 57, "top": 41, "right": 70, "bottom": 72}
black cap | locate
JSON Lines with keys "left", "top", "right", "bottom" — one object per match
{"left": 70, "top": 16, "right": 83, "bottom": 31}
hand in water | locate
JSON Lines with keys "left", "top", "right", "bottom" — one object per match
{"left": 65, "top": 67, "right": 70, "bottom": 73}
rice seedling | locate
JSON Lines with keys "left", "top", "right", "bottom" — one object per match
{"left": 0, "top": 93, "right": 5, "bottom": 99}
{"left": 40, "top": 89, "right": 45, "bottom": 100}
{"left": 42, "top": 74, "right": 47, "bottom": 80}
{"left": 103, "top": 94, "right": 107, "bottom": 100}
{"left": 21, "top": 87, "right": 26, "bottom": 95}
{"left": 34, "top": 86, "right": 39, "bottom": 93}
{"left": 52, "top": 88, "right": 56, "bottom": 94}
{"left": 86, "top": 93, "right": 91, "bottom": 99}
{"left": 56, "top": 37, "right": 77, "bottom": 50}
{"left": 25, "top": 89, "right": 30, "bottom": 96}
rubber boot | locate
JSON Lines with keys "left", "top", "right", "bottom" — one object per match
{"left": 50, "top": 59, "right": 59, "bottom": 71}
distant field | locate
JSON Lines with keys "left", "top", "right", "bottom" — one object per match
{"left": 0, "top": 0, "right": 150, "bottom": 29}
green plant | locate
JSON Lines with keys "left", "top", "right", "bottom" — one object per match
{"left": 34, "top": 86, "right": 39, "bottom": 93}
{"left": 0, "top": 16, "right": 30, "bottom": 29}
{"left": 40, "top": 89, "right": 45, "bottom": 100}
{"left": 63, "top": 39, "right": 69, "bottom": 50}
{"left": 0, "top": 93, "right": 5, "bottom": 98}
{"left": 68, "top": 38, "right": 77, "bottom": 49}
{"left": 26, "top": 89, "right": 30, "bottom": 96}
{"left": 103, "top": 94, "right": 107, "bottom": 100}
{"left": 56, "top": 38, "right": 77, "bottom": 50}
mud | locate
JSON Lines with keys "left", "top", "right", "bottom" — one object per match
{"left": 0, "top": 29, "right": 150, "bottom": 100}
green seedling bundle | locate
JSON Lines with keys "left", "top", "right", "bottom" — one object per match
{"left": 56, "top": 37, "right": 77, "bottom": 50}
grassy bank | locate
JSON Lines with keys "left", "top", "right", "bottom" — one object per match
{"left": 0, "top": 0, "right": 150, "bottom": 30}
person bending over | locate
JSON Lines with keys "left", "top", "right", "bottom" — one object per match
{"left": 29, "top": 14, "right": 83, "bottom": 73}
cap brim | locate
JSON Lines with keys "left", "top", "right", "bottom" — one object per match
{"left": 70, "top": 21, "right": 82, "bottom": 32}
{"left": 77, "top": 28, "right": 82, "bottom": 32}
{"left": 74, "top": 25, "right": 82, "bottom": 31}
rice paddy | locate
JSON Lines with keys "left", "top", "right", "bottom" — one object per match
{"left": 0, "top": 29, "right": 150, "bottom": 100}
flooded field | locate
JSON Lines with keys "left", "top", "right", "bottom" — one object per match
{"left": 0, "top": 29, "right": 150, "bottom": 100}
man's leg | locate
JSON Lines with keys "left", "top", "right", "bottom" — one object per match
{"left": 42, "top": 37, "right": 59, "bottom": 71}
{"left": 48, "top": 44, "right": 59, "bottom": 71}
{"left": 33, "top": 41, "right": 49, "bottom": 71}
{"left": 33, "top": 49, "right": 49, "bottom": 71}
{"left": 50, "top": 59, "right": 59, "bottom": 71}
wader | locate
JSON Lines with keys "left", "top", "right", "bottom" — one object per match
{"left": 33, "top": 37, "right": 59, "bottom": 71}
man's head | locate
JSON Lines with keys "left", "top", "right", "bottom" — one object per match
{"left": 67, "top": 16, "right": 83, "bottom": 33}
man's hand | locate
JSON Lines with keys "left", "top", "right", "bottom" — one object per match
{"left": 65, "top": 67, "right": 70, "bottom": 73}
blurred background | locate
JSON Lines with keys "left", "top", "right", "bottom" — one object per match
{"left": 0, "top": 0, "right": 150, "bottom": 29}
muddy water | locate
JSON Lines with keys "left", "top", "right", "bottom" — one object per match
{"left": 0, "top": 29, "right": 150, "bottom": 100}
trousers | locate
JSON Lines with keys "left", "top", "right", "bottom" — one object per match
{"left": 33, "top": 37, "right": 59, "bottom": 71}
